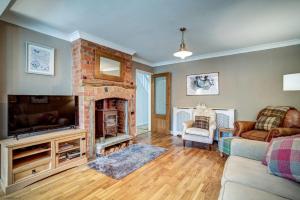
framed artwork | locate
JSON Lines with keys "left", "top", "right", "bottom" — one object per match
{"left": 26, "top": 42, "right": 55, "bottom": 76}
{"left": 186, "top": 72, "right": 219, "bottom": 95}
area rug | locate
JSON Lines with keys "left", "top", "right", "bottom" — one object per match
{"left": 88, "top": 144, "right": 167, "bottom": 179}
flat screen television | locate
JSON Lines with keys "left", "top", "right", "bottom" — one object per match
{"left": 8, "top": 95, "right": 78, "bottom": 137}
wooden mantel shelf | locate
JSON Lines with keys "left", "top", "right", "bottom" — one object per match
{"left": 81, "top": 79, "right": 135, "bottom": 89}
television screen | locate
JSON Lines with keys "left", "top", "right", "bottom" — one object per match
{"left": 8, "top": 95, "right": 78, "bottom": 136}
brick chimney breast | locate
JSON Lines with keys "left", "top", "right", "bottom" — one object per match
{"left": 72, "top": 39, "right": 136, "bottom": 157}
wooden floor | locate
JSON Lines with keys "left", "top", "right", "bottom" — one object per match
{"left": 1, "top": 132, "right": 226, "bottom": 200}
{"left": 136, "top": 124, "right": 150, "bottom": 135}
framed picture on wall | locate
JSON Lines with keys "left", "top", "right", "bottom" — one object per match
{"left": 26, "top": 42, "right": 55, "bottom": 76}
{"left": 186, "top": 72, "right": 219, "bottom": 95}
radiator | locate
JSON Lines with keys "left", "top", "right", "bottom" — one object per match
{"left": 172, "top": 107, "right": 235, "bottom": 136}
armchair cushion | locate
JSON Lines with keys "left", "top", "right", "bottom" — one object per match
{"left": 234, "top": 121, "right": 256, "bottom": 136}
{"left": 240, "top": 130, "right": 268, "bottom": 141}
{"left": 255, "top": 116, "right": 281, "bottom": 131}
{"left": 186, "top": 127, "right": 210, "bottom": 137}
{"left": 182, "top": 120, "right": 194, "bottom": 132}
{"left": 193, "top": 116, "right": 209, "bottom": 130}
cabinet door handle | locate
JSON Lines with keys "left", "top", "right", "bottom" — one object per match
{"left": 32, "top": 169, "right": 37, "bottom": 174}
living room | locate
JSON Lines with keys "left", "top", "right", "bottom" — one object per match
{"left": 0, "top": 0, "right": 300, "bottom": 199}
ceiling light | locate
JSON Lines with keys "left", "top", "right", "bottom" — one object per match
{"left": 173, "top": 27, "right": 193, "bottom": 59}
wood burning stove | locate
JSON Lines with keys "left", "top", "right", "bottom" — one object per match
{"left": 95, "top": 98, "right": 127, "bottom": 139}
{"left": 97, "top": 110, "right": 118, "bottom": 138}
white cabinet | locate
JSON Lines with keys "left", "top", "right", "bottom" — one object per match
{"left": 172, "top": 107, "right": 235, "bottom": 136}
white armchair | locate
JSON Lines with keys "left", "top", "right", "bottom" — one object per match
{"left": 182, "top": 105, "right": 216, "bottom": 150}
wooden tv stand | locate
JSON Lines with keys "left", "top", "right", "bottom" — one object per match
{"left": 0, "top": 129, "right": 87, "bottom": 194}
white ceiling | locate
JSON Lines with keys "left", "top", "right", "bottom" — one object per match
{"left": 1, "top": 0, "right": 300, "bottom": 66}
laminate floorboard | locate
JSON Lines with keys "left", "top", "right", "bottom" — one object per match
{"left": 1, "top": 132, "right": 226, "bottom": 200}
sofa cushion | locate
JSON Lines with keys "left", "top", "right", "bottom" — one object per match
{"left": 231, "top": 138, "right": 268, "bottom": 161}
{"left": 222, "top": 156, "right": 300, "bottom": 200}
{"left": 241, "top": 130, "right": 268, "bottom": 141}
{"left": 218, "top": 182, "right": 288, "bottom": 200}
{"left": 257, "top": 106, "right": 291, "bottom": 124}
{"left": 268, "top": 137, "right": 300, "bottom": 182}
{"left": 185, "top": 127, "right": 210, "bottom": 137}
{"left": 255, "top": 116, "right": 281, "bottom": 131}
{"left": 262, "top": 136, "right": 286, "bottom": 165}
{"left": 262, "top": 134, "right": 300, "bottom": 165}
{"left": 193, "top": 116, "right": 209, "bottom": 130}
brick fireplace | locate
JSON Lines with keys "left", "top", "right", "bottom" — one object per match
{"left": 72, "top": 39, "right": 136, "bottom": 157}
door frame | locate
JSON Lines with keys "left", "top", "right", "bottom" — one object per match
{"left": 135, "top": 69, "right": 152, "bottom": 132}
{"left": 151, "top": 72, "right": 171, "bottom": 134}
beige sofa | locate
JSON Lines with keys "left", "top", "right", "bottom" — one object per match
{"left": 218, "top": 138, "right": 300, "bottom": 200}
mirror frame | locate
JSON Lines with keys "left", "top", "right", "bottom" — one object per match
{"left": 94, "top": 50, "right": 125, "bottom": 82}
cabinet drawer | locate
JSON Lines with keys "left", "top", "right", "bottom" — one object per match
{"left": 14, "top": 163, "right": 50, "bottom": 183}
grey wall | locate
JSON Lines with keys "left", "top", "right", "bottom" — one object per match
{"left": 154, "top": 45, "right": 300, "bottom": 121}
{"left": 0, "top": 20, "right": 72, "bottom": 138}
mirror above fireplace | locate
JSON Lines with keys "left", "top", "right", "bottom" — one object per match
{"left": 94, "top": 51, "right": 125, "bottom": 82}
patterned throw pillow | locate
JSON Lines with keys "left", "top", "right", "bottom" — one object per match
{"left": 267, "top": 137, "right": 300, "bottom": 182}
{"left": 193, "top": 116, "right": 210, "bottom": 130}
{"left": 255, "top": 115, "right": 281, "bottom": 131}
{"left": 262, "top": 134, "right": 300, "bottom": 165}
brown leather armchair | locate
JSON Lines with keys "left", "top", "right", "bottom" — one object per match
{"left": 234, "top": 109, "right": 300, "bottom": 142}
